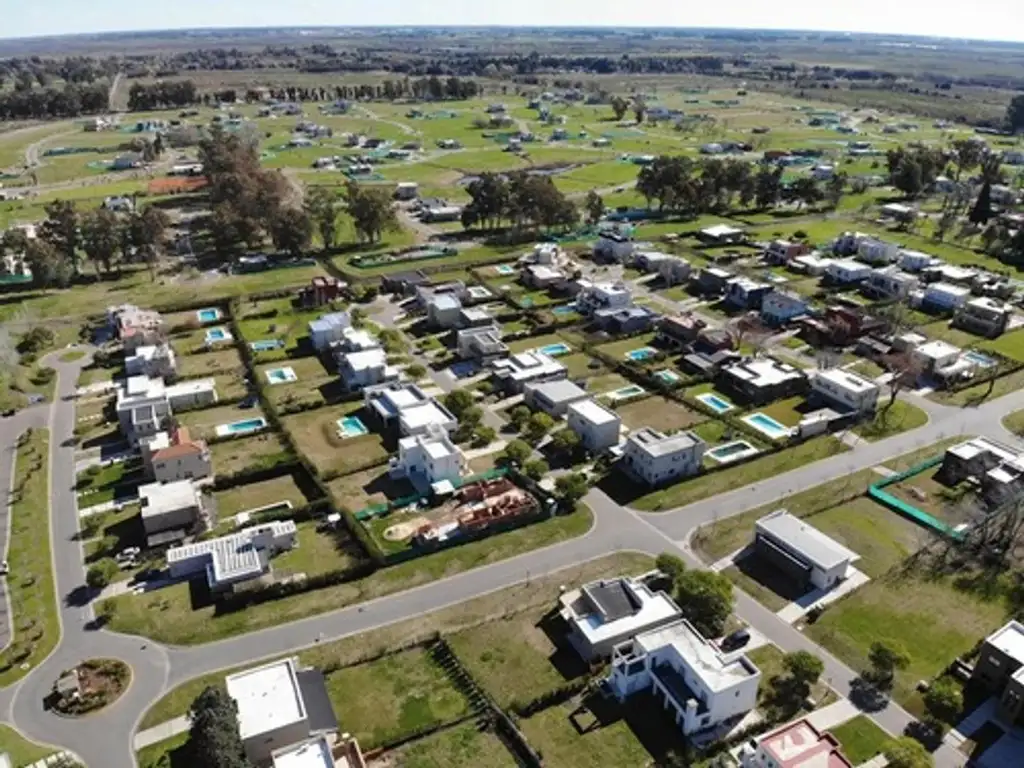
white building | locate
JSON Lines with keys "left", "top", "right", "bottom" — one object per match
{"left": 575, "top": 280, "right": 632, "bottom": 316}
{"left": 426, "top": 293, "right": 463, "bottom": 329}
{"left": 521, "top": 264, "right": 567, "bottom": 289}
{"left": 698, "top": 223, "right": 745, "bottom": 244}
{"left": 138, "top": 479, "right": 205, "bottom": 544}
{"left": 390, "top": 426, "right": 466, "bottom": 490}
{"left": 456, "top": 325, "right": 508, "bottom": 361}
{"left": 811, "top": 369, "right": 880, "bottom": 414}
{"left": 567, "top": 399, "right": 622, "bottom": 453}
{"left": 912, "top": 339, "right": 962, "bottom": 373}
{"left": 338, "top": 348, "right": 399, "bottom": 392}
{"left": 856, "top": 237, "right": 899, "bottom": 265}
{"left": 657, "top": 256, "right": 692, "bottom": 286}
{"left": 754, "top": 509, "right": 860, "bottom": 590}
{"left": 125, "top": 343, "right": 177, "bottom": 379}
{"left": 923, "top": 282, "right": 971, "bottom": 312}
{"left": 167, "top": 520, "right": 298, "bottom": 591}
{"left": 115, "top": 376, "right": 217, "bottom": 445}
{"left": 561, "top": 576, "right": 683, "bottom": 661}
{"left": 954, "top": 297, "right": 1013, "bottom": 337}
{"left": 523, "top": 379, "right": 589, "bottom": 418}
{"left": 825, "top": 258, "right": 871, "bottom": 284}
{"left": 364, "top": 382, "right": 458, "bottom": 436}
{"left": 606, "top": 619, "right": 761, "bottom": 735}
{"left": 899, "top": 249, "right": 940, "bottom": 272}
{"left": 491, "top": 352, "right": 567, "bottom": 394}
{"left": 863, "top": 266, "right": 918, "bottom": 300}
{"left": 225, "top": 658, "right": 339, "bottom": 766}
{"left": 141, "top": 427, "right": 212, "bottom": 483}
{"left": 394, "top": 181, "right": 419, "bottom": 200}
{"left": 622, "top": 427, "right": 706, "bottom": 486}
{"left": 308, "top": 312, "right": 352, "bottom": 352}
{"left": 593, "top": 228, "right": 635, "bottom": 263}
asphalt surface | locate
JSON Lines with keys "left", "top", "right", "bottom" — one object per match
{"left": 2, "top": 338, "right": 1020, "bottom": 766}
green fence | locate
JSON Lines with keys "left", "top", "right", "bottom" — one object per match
{"left": 868, "top": 455, "right": 964, "bottom": 540}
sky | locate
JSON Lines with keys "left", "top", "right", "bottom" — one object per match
{"left": 2, "top": 0, "right": 1023, "bottom": 43}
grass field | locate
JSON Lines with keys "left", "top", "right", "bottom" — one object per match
{"left": 829, "top": 715, "right": 891, "bottom": 764}
{"left": 281, "top": 402, "right": 388, "bottom": 479}
{"left": 0, "top": 724, "right": 57, "bottom": 767}
{"left": 852, "top": 400, "right": 929, "bottom": 441}
{"left": 208, "top": 432, "right": 293, "bottom": 476}
{"left": 211, "top": 474, "right": 313, "bottom": 518}
{"left": 379, "top": 722, "right": 517, "bottom": 768}
{"left": 613, "top": 396, "right": 706, "bottom": 432}
{"left": 0, "top": 430, "right": 58, "bottom": 687}
{"left": 101, "top": 505, "right": 594, "bottom": 645}
{"left": 175, "top": 402, "right": 267, "bottom": 440}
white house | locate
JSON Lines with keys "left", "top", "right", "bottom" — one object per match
{"left": 825, "top": 258, "right": 871, "bottom": 284}
{"left": 593, "top": 228, "right": 635, "bottom": 263}
{"left": 754, "top": 509, "right": 860, "bottom": 591}
{"left": 863, "top": 266, "right": 918, "bottom": 300}
{"left": 606, "top": 619, "right": 761, "bottom": 735}
{"left": 364, "top": 382, "right": 457, "bottom": 436}
{"left": 923, "top": 282, "right": 971, "bottom": 312}
{"left": 954, "top": 297, "right": 1013, "bottom": 337}
{"left": 390, "top": 426, "right": 466, "bottom": 490}
{"left": 426, "top": 293, "right": 463, "bottom": 329}
{"left": 575, "top": 280, "right": 632, "bottom": 316}
{"left": 899, "top": 249, "right": 940, "bottom": 272}
{"left": 657, "top": 256, "right": 692, "bottom": 286}
{"left": 141, "top": 427, "right": 212, "bottom": 483}
{"left": 523, "top": 379, "right": 589, "bottom": 418}
{"left": 115, "top": 376, "right": 217, "bottom": 445}
{"left": 622, "top": 427, "right": 706, "bottom": 486}
{"left": 491, "top": 352, "right": 567, "bottom": 394}
{"left": 697, "top": 223, "right": 745, "bottom": 244}
{"left": 560, "top": 576, "right": 683, "bottom": 661}
{"left": 125, "top": 343, "right": 177, "bottom": 379}
{"left": 167, "top": 520, "right": 298, "bottom": 591}
{"left": 811, "top": 369, "right": 880, "bottom": 414}
{"left": 456, "top": 325, "right": 507, "bottom": 361}
{"left": 138, "top": 479, "right": 205, "bottom": 544}
{"left": 567, "top": 399, "right": 622, "bottom": 453}
{"left": 225, "top": 658, "right": 339, "bottom": 766}
{"left": 308, "top": 312, "right": 352, "bottom": 352}
{"left": 856, "top": 237, "right": 899, "bottom": 265}
{"left": 912, "top": 340, "right": 962, "bottom": 373}
{"left": 521, "top": 264, "right": 567, "bottom": 289}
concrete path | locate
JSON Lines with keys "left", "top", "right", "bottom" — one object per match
{"left": 132, "top": 715, "right": 190, "bottom": 751}
{"left": 776, "top": 569, "right": 871, "bottom": 624}
{"left": 805, "top": 698, "right": 861, "bottom": 732}
{"left": 855, "top": 755, "right": 889, "bottom": 768}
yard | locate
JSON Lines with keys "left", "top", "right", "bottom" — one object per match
{"left": 852, "top": 400, "right": 929, "bottom": 441}
{"left": 272, "top": 520, "right": 365, "bottom": 578}
{"left": 280, "top": 402, "right": 389, "bottom": 479}
{"left": 930, "top": 366, "right": 1024, "bottom": 407}
{"left": 884, "top": 465, "right": 977, "bottom": 527}
{"left": 981, "top": 328, "right": 1024, "bottom": 363}
{"left": 373, "top": 722, "right": 517, "bottom": 768}
{"left": 592, "top": 332, "right": 659, "bottom": 360}
{"left": 0, "top": 724, "right": 56, "bottom": 767}
{"left": 326, "top": 466, "right": 415, "bottom": 513}
{"left": 829, "top": 715, "right": 891, "bottom": 764}
{"left": 613, "top": 396, "right": 706, "bottom": 432}
{"left": 324, "top": 647, "right": 472, "bottom": 749}
{"left": 507, "top": 332, "right": 571, "bottom": 355}
{"left": 176, "top": 347, "right": 246, "bottom": 381}
{"left": 211, "top": 473, "right": 314, "bottom": 518}
{"left": 208, "top": 432, "right": 293, "bottom": 476}
{"left": 175, "top": 402, "right": 267, "bottom": 441}
{"left": 76, "top": 458, "right": 144, "bottom": 507}
{"left": 258, "top": 354, "right": 338, "bottom": 410}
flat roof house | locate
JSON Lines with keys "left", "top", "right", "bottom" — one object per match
{"left": 126, "top": 343, "right": 177, "bottom": 380}
{"left": 364, "top": 382, "right": 457, "bottom": 436}
{"left": 606, "top": 619, "right": 760, "bottom": 736}
{"left": 567, "top": 398, "right": 622, "bottom": 454}
{"left": 825, "top": 258, "right": 871, "bottom": 285}
{"left": 911, "top": 339, "right": 961, "bottom": 373}
{"left": 336, "top": 343, "right": 399, "bottom": 392}
{"left": 523, "top": 379, "right": 589, "bottom": 418}
{"left": 856, "top": 237, "right": 899, "bottom": 265}
{"left": 697, "top": 223, "right": 745, "bottom": 244}
{"left": 657, "top": 256, "right": 692, "bottom": 286}
{"left": 593, "top": 305, "right": 660, "bottom": 335}
{"left": 592, "top": 226, "right": 635, "bottom": 263}
{"left": 560, "top": 575, "right": 683, "bottom": 661}
{"left": 695, "top": 267, "right": 734, "bottom": 295}
{"left": 953, "top": 297, "right": 1013, "bottom": 338}
{"left": 922, "top": 282, "right": 971, "bottom": 313}
{"left": 426, "top": 293, "right": 463, "bottom": 329}
{"left": 380, "top": 270, "right": 430, "bottom": 295}
{"left": 719, "top": 358, "right": 807, "bottom": 406}
{"left": 761, "top": 291, "right": 808, "bottom": 327}
{"left": 738, "top": 718, "right": 853, "bottom": 768}
{"left": 390, "top": 425, "right": 466, "bottom": 492}
{"left": 970, "top": 620, "right": 1024, "bottom": 727}
{"left": 754, "top": 509, "right": 860, "bottom": 591}
{"left": 575, "top": 280, "right": 633, "bottom": 316}
{"left": 491, "top": 352, "right": 567, "bottom": 394}
{"left": 811, "top": 369, "right": 880, "bottom": 415}
{"left": 622, "top": 427, "right": 706, "bottom": 487}
{"left": 138, "top": 479, "right": 204, "bottom": 546}
{"left": 308, "top": 312, "right": 352, "bottom": 352}
{"left": 521, "top": 264, "right": 566, "bottom": 289}
{"left": 456, "top": 325, "right": 508, "bottom": 361}
{"left": 656, "top": 314, "right": 706, "bottom": 349}
{"left": 167, "top": 520, "right": 297, "bottom": 591}
{"left": 724, "top": 277, "right": 773, "bottom": 311}
{"left": 225, "top": 658, "right": 340, "bottom": 765}
{"left": 863, "top": 266, "right": 918, "bottom": 300}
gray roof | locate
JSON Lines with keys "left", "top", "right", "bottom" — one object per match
{"left": 526, "top": 378, "right": 587, "bottom": 403}
{"left": 583, "top": 579, "right": 640, "bottom": 622}
{"left": 628, "top": 427, "right": 703, "bottom": 457}
{"left": 296, "top": 669, "right": 339, "bottom": 734}
{"left": 755, "top": 509, "right": 859, "bottom": 571}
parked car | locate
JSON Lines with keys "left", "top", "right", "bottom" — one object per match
{"left": 0, "top": 561, "right": 9, "bottom": 576}
{"left": 720, "top": 628, "right": 751, "bottom": 652}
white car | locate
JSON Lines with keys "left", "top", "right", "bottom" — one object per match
{"left": 0, "top": 561, "right": 8, "bottom": 576}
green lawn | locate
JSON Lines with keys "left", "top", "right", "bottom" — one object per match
{"left": 280, "top": 403, "right": 388, "bottom": 480}
{"left": 211, "top": 474, "right": 313, "bottom": 518}
{"left": 208, "top": 432, "right": 294, "bottom": 476}
{"left": 102, "top": 506, "right": 594, "bottom": 645}
{"left": 981, "top": 329, "right": 1024, "bottom": 363}
{"left": 930, "top": 366, "right": 1024, "bottom": 407}
{"left": 626, "top": 437, "right": 847, "bottom": 512}
{"left": 0, "top": 430, "right": 59, "bottom": 686}
{"left": 136, "top": 732, "right": 189, "bottom": 768}
{"left": 0, "top": 724, "right": 57, "bottom": 767}
{"left": 829, "top": 715, "right": 891, "bottom": 764}
{"left": 852, "top": 400, "right": 929, "bottom": 441}
{"left": 380, "top": 722, "right": 517, "bottom": 768}
{"left": 1003, "top": 408, "right": 1024, "bottom": 436}
{"left": 325, "top": 647, "right": 472, "bottom": 749}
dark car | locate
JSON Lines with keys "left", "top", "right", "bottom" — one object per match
{"left": 720, "top": 628, "right": 751, "bottom": 652}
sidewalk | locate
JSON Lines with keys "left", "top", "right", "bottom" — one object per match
{"left": 133, "top": 715, "right": 191, "bottom": 750}
{"left": 804, "top": 698, "right": 861, "bottom": 732}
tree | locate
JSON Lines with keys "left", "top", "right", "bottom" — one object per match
{"left": 882, "top": 737, "right": 933, "bottom": 768}
{"left": 969, "top": 180, "right": 993, "bottom": 226}
{"left": 304, "top": 186, "right": 340, "bottom": 250}
{"left": 523, "top": 458, "right": 550, "bottom": 481}
{"left": 951, "top": 138, "right": 983, "bottom": 181}
{"left": 81, "top": 207, "right": 123, "bottom": 276}
{"left": 86, "top": 560, "right": 118, "bottom": 589}
{"left": 633, "top": 99, "right": 646, "bottom": 124}
{"left": 40, "top": 200, "right": 81, "bottom": 273}
{"left": 783, "top": 651, "right": 824, "bottom": 689}
{"left": 406, "top": 363, "right": 426, "bottom": 379}
{"left": 344, "top": 182, "right": 398, "bottom": 243}
{"left": 584, "top": 190, "right": 604, "bottom": 225}
{"left": 499, "top": 438, "right": 532, "bottom": 467}
{"left": 549, "top": 427, "right": 581, "bottom": 456}
{"left": 868, "top": 641, "right": 910, "bottom": 685}
{"left": 472, "top": 425, "right": 497, "bottom": 446}
{"left": 1007, "top": 94, "right": 1024, "bottom": 134}
{"left": 554, "top": 472, "right": 589, "bottom": 506}
{"left": 460, "top": 405, "right": 483, "bottom": 427}
{"left": 655, "top": 553, "right": 686, "bottom": 585}
{"left": 923, "top": 677, "right": 963, "bottom": 723}
{"left": 825, "top": 172, "right": 847, "bottom": 209}
{"left": 24, "top": 238, "right": 71, "bottom": 290}
{"left": 187, "top": 686, "right": 250, "bottom": 768}
{"left": 129, "top": 206, "right": 170, "bottom": 280}
{"left": 610, "top": 96, "right": 629, "bottom": 121}
{"left": 270, "top": 207, "right": 312, "bottom": 258}
{"left": 443, "top": 389, "right": 475, "bottom": 419}
{"left": 755, "top": 165, "right": 783, "bottom": 210}
{"left": 675, "top": 570, "right": 734, "bottom": 638}
{"left": 509, "top": 404, "right": 532, "bottom": 431}
{"left": 524, "top": 411, "right": 555, "bottom": 443}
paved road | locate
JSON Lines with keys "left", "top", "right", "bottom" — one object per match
{"left": 4, "top": 340, "right": 1020, "bottom": 766}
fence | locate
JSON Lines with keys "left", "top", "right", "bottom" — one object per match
{"left": 868, "top": 455, "right": 964, "bottom": 540}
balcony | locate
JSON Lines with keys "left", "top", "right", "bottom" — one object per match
{"left": 651, "top": 661, "right": 707, "bottom": 716}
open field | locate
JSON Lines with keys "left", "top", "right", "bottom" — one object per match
{"left": 829, "top": 715, "right": 891, "bottom": 765}
{"left": 211, "top": 473, "right": 314, "bottom": 518}
{"left": 613, "top": 396, "right": 706, "bottom": 432}
{"left": 375, "top": 722, "right": 517, "bottom": 768}
{"left": 280, "top": 402, "right": 388, "bottom": 479}
{"left": 208, "top": 431, "right": 293, "bottom": 475}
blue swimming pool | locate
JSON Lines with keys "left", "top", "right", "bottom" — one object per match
{"left": 337, "top": 415, "right": 369, "bottom": 438}
{"left": 964, "top": 351, "right": 997, "bottom": 368}
{"left": 205, "top": 327, "right": 231, "bottom": 343}
{"left": 251, "top": 339, "right": 285, "bottom": 352}
{"left": 216, "top": 417, "right": 267, "bottom": 437}
{"left": 626, "top": 347, "right": 657, "bottom": 362}
{"left": 196, "top": 307, "right": 220, "bottom": 323}
{"left": 696, "top": 392, "right": 734, "bottom": 414}
{"left": 706, "top": 440, "right": 760, "bottom": 464}
{"left": 265, "top": 366, "right": 297, "bottom": 384}
{"left": 609, "top": 384, "right": 645, "bottom": 400}
{"left": 551, "top": 304, "right": 578, "bottom": 316}
{"left": 743, "top": 412, "right": 792, "bottom": 440}
{"left": 495, "top": 264, "right": 516, "bottom": 275}
{"left": 654, "top": 369, "right": 681, "bottom": 385}
{"left": 539, "top": 342, "right": 571, "bottom": 356}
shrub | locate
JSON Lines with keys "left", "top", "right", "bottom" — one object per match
{"left": 86, "top": 560, "right": 119, "bottom": 590}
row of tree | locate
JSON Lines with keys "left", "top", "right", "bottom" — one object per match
{"left": 461, "top": 172, "right": 578, "bottom": 232}
{"left": 127, "top": 80, "right": 199, "bottom": 111}
{"left": 0, "top": 82, "right": 108, "bottom": 121}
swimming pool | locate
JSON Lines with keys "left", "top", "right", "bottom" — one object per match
{"left": 495, "top": 264, "right": 516, "bottom": 275}
{"left": 337, "top": 415, "right": 369, "bottom": 438}
{"left": 215, "top": 417, "right": 267, "bottom": 437}
{"left": 743, "top": 412, "right": 792, "bottom": 440}
{"left": 964, "top": 351, "right": 997, "bottom": 368}
{"left": 608, "top": 384, "right": 646, "bottom": 400}
{"left": 265, "top": 366, "right": 297, "bottom": 384}
{"left": 251, "top": 339, "right": 285, "bottom": 352}
{"left": 196, "top": 307, "right": 221, "bottom": 323}
{"left": 626, "top": 347, "right": 657, "bottom": 362}
{"left": 696, "top": 392, "right": 735, "bottom": 414}
{"left": 551, "top": 304, "right": 578, "bottom": 316}
{"left": 654, "top": 369, "right": 681, "bottom": 385}
{"left": 706, "top": 440, "right": 760, "bottom": 464}
{"left": 538, "top": 342, "right": 572, "bottom": 356}
{"left": 205, "top": 327, "right": 232, "bottom": 344}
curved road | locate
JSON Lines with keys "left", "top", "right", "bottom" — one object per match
{"left": 2, "top": 352, "right": 1021, "bottom": 766}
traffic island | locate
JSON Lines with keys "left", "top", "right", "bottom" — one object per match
{"left": 49, "top": 658, "right": 132, "bottom": 717}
